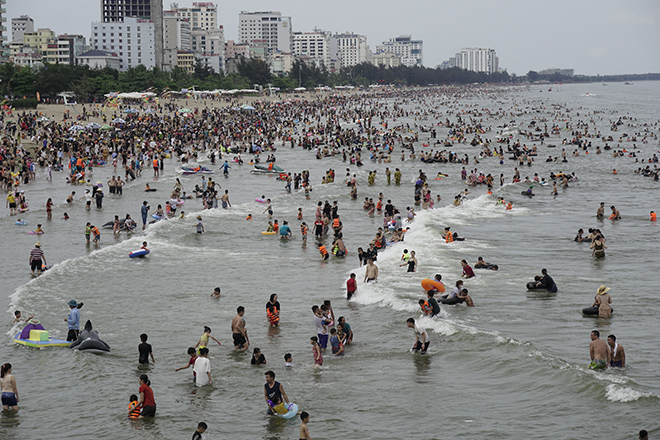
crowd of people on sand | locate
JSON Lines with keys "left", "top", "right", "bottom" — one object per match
{"left": 2, "top": 84, "right": 658, "bottom": 437}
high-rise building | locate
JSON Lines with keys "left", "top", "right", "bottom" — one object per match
{"left": 162, "top": 10, "right": 191, "bottom": 71}
{"left": 43, "top": 35, "right": 87, "bottom": 65}
{"left": 332, "top": 32, "right": 370, "bottom": 68}
{"left": 12, "top": 15, "right": 34, "bottom": 43}
{"left": 376, "top": 35, "right": 422, "bottom": 67}
{"left": 238, "top": 11, "right": 292, "bottom": 54}
{"left": 292, "top": 29, "right": 333, "bottom": 68}
{"left": 100, "top": 0, "right": 162, "bottom": 69}
{"left": 23, "top": 28, "right": 56, "bottom": 55}
{"left": 191, "top": 26, "right": 224, "bottom": 73}
{"left": 0, "top": 0, "right": 8, "bottom": 62}
{"left": 454, "top": 48, "right": 498, "bottom": 74}
{"left": 91, "top": 16, "right": 156, "bottom": 71}
{"left": 175, "top": 2, "right": 217, "bottom": 31}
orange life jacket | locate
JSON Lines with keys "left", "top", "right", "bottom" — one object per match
{"left": 445, "top": 232, "right": 453, "bottom": 243}
{"left": 376, "top": 200, "right": 383, "bottom": 210}
{"left": 92, "top": 226, "right": 100, "bottom": 235}
{"left": 319, "top": 245, "right": 328, "bottom": 256}
{"left": 153, "top": 159, "right": 158, "bottom": 168}
{"left": 506, "top": 203, "right": 512, "bottom": 210}
{"left": 128, "top": 401, "right": 140, "bottom": 419}
{"left": 651, "top": 213, "right": 657, "bottom": 221}
{"left": 267, "top": 307, "right": 279, "bottom": 324}
{"left": 267, "top": 163, "right": 273, "bottom": 171}
{"left": 301, "top": 225, "right": 308, "bottom": 235}
{"left": 332, "top": 218, "right": 340, "bottom": 228}
{"left": 420, "top": 301, "right": 431, "bottom": 315}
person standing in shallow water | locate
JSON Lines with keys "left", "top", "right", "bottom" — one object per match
{"left": 1, "top": 363, "right": 19, "bottom": 411}
{"left": 592, "top": 285, "right": 612, "bottom": 318}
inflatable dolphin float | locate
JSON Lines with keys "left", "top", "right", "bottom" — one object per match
{"left": 69, "top": 320, "right": 111, "bottom": 353}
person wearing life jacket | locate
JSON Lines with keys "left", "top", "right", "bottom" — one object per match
{"left": 318, "top": 244, "right": 329, "bottom": 260}
{"left": 332, "top": 216, "right": 342, "bottom": 237}
{"left": 153, "top": 158, "right": 159, "bottom": 177}
{"left": 128, "top": 394, "right": 140, "bottom": 419}
{"left": 444, "top": 227, "right": 454, "bottom": 243}
{"left": 91, "top": 225, "right": 101, "bottom": 243}
{"left": 506, "top": 202, "right": 513, "bottom": 210}
{"left": 418, "top": 299, "right": 432, "bottom": 316}
{"left": 273, "top": 220, "right": 279, "bottom": 233}
{"left": 651, "top": 211, "right": 657, "bottom": 222}
{"left": 267, "top": 162, "right": 273, "bottom": 171}
{"left": 267, "top": 305, "right": 279, "bottom": 327}
{"left": 246, "top": 213, "right": 252, "bottom": 221}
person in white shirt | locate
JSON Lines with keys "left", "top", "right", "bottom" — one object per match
{"left": 193, "top": 347, "right": 212, "bottom": 387}
{"left": 406, "top": 318, "right": 430, "bottom": 354}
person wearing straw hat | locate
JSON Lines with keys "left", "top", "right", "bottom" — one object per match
{"left": 29, "top": 242, "right": 46, "bottom": 276}
{"left": 592, "top": 285, "right": 612, "bottom": 318}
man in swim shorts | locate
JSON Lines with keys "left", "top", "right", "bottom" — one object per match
{"left": 363, "top": 259, "right": 378, "bottom": 283}
{"left": 607, "top": 334, "right": 626, "bottom": 368}
{"left": 589, "top": 330, "right": 610, "bottom": 370}
{"left": 406, "top": 318, "right": 430, "bottom": 354}
{"left": 231, "top": 307, "right": 249, "bottom": 351}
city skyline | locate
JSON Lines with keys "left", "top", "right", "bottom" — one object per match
{"left": 6, "top": 0, "right": 660, "bottom": 75}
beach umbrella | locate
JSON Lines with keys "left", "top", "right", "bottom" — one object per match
{"left": 68, "top": 125, "right": 84, "bottom": 132}
{"left": 36, "top": 116, "right": 50, "bottom": 122}
{"left": 101, "top": 125, "right": 113, "bottom": 130}
{"left": 178, "top": 108, "right": 192, "bottom": 114}
{"left": 112, "top": 118, "right": 126, "bottom": 124}
{"left": 143, "top": 108, "right": 156, "bottom": 114}
{"left": 294, "top": 87, "right": 306, "bottom": 91}
{"left": 240, "top": 104, "right": 255, "bottom": 111}
{"left": 85, "top": 122, "right": 101, "bottom": 130}
{"left": 123, "top": 108, "right": 139, "bottom": 114}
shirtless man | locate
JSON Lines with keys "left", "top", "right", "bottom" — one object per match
{"left": 589, "top": 330, "right": 610, "bottom": 370}
{"left": 231, "top": 306, "right": 249, "bottom": 351}
{"left": 363, "top": 259, "right": 378, "bottom": 283}
{"left": 596, "top": 202, "right": 605, "bottom": 219}
{"left": 607, "top": 334, "right": 626, "bottom": 368}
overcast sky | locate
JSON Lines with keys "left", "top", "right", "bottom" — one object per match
{"left": 7, "top": 0, "right": 660, "bottom": 75}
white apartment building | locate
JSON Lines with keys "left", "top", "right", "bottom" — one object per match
{"left": 163, "top": 10, "right": 191, "bottom": 71}
{"left": 454, "top": 47, "right": 498, "bottom": 74}
{"left": 376, "top": 35, "right": 422, "bottom": 67}
{"left": 292, "top": 29, "right": 333, "bottom": 68}
{"left": 238, "top": 11, "right": 292, "bottom": 54}
{"left": 332, "top": 32, "right": 370, "bottom": 68}
{"left": 372, "top": 52, "right": 402, "bottom": 68}
{"left": 175, "top": 2, "right": 217, "bottom": 31}
{"left": 91, "top": 17, "right": 156, "bottom": 71}
{"left": 12, "top": 15, "right": 34, "bottom": 42}
{"left": 191, "top": 26, "right": 225, "bottom": 73}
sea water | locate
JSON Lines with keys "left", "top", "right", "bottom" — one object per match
{"left": 1, "top": 82, "right": 659, "bottom": 439}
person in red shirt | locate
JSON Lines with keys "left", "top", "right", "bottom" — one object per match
{"left": 346, "top": 273, "right": 357, "bottom": 300}
{"left": 461, "top": 260, "right": 475, "bottom": 278}
{"left": 175, "top": 347, "right": 197, "bottom": 381}
{"left": 137, "top": 374, "right": 156, "bottom": 417}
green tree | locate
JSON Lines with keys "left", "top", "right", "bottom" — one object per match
{"left": 236, "top": 58, "right": 272, "bottom": 86}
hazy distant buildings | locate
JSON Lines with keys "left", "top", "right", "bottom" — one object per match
{"left": 100, "top": 0, "right": 162, "bottom": 69}
{"left": 332, "top": 32, "right": 370, "bottom": 68}
{"left": 12, "top": 15, "right": 34, "bottom": 43}
{"left": 372, "top": 52, "right": 402, "bottom": 68}
{"left": 375, "top": 35, "right": 422, "bottom": 67}
{"left": 78, "top": 49, "right": 122, "bottom": 70}
{"left": 454, "top": 47, "right": 498, "bottom": 74}
{"left": 91, "top": 17, "right": 156, "bottom": 71}
{"left": 539, "top": 67, "right": 574, "bottom": 77}
{"left": 0, "top": 0, "right": 8, "bottom": 62}
{"left": 162, "top": 10, "right": 191, "bottom": 71}
{"left": 43, "top": 34, "right": 87, "bottom": 65}
{"left": 239, "top": 11, "right": 292, "bottom": 54}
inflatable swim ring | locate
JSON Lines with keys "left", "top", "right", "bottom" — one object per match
{"left": 151, "top": 213, "right": 164, "bottom": 220}
{"left": 27, "top": 231, "right": 44, "bottom": 235}
{"left": 439, "top": 296, "right": 460, "bottom": 305}
{"left": 262, "top": 231, "right": 276, "bottom": 235}
{"left": 145, "top": 188, "right": 157, "bottom": 192}
{"left": 521, "top": 191, "right": 534, "bottom": 197}
{"left": 129, "top": 249, "right": 150, "bottom": 258}
{"left": 255, "top": 198, "right": 267, "bottom": 203}
{"left": 582, "top": 306, "right": 614, "bottom": 316}
{"left": 421, "top": 278, "right": 446, "bottom": 293}
{"left": 273, "top": 402, "right": 299, "bottom": 419}
{"left": 15, "top": 220, "right": 28, "bottom": 226}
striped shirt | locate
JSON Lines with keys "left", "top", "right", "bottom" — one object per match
{"left": 30, "top": 248, "right": 44, "bottom": 262}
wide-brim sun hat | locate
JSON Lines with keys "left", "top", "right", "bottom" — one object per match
{"left": 596, "top": 285, "right": 611, "bottom": 295}
{"left": 68, "top": 299, "right": 77, "bottom": 307}
{"left": 35, "top": 241, "right": 42, "bottom": 247}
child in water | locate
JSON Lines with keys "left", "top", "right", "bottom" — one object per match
{"left": 195, "top": 326, "right": 221, "bottom": 353}
{"left": 128, "top": 394, "right": 140, "bottom": 419}
{"left": 310, "top": 336, "right": 323, "bottom": 367}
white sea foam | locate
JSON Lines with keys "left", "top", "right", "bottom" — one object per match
{"left": 605, "top": 384, "right": 654, "bottom": 402}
